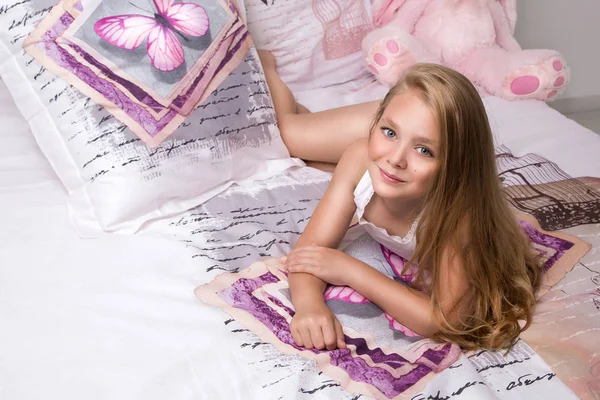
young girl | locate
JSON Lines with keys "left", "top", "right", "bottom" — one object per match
{"left": 260, "top": 52, "right": 542, "bottom": 352}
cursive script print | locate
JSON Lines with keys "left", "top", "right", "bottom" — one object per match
{"left": 149, "top": 167, "right": 331, "bottom": 277}
{"left": 506, "top": 373, "right": 556, "bottom": 391}
{"left": 8, "top": 6, "right": 52, "bottom": 31}
{"left": 466, "top": 339, "right": 534, "bottom": 371}
{"left": 222, "top": 316, "right": 360, "bottom": 400}
{"left": 0, "top": 1, "right": 31, "bottom": 16}
{"left": 411, "top": 380, "right": 486, "bottom": 400}
{"left": 408, "top": 339, "right": 574, "bottom": 400}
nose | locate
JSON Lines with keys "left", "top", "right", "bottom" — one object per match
{"left": 388, "top": 145, "right": 408, "bottom": 169}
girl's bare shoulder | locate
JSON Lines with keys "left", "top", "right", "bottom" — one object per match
{"left": 335, "top": 138, "right": 369, "bottom": 188}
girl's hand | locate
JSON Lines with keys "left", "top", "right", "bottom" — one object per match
{"left": 290, "top": 300, "right": 346, "bottom": 351}
{"left": 284, "top": 245, "right": 361, "bottom": 286}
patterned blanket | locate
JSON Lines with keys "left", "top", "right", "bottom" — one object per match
{"left": 194, "top": 199, "right": 590, "bottom": 399}
{"left": 146, "top": 145, "right": 599, "bottom": 399}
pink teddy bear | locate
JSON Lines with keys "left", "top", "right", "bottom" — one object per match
{"left": 362, "top": 0, "right": 568, "bottom": 101}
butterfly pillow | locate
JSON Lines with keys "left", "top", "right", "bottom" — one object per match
{"left": 24, "top": 0, "right": 249, "bottom": 146}
{"left": 0, "top": 0, "right": 298, "bottom": 235}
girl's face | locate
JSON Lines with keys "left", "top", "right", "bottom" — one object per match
{"left": 367, "top": 89, "right": 440, "bottom": 203}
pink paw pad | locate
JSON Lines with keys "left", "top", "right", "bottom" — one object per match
{"left": 510, "top": 76, "right": 540, "bottom": 95}
{"left": 386, "top": 39, "right": 399, "bottom": 54}
{"left": 505, "top": 57, "right": 568, "bottom": 100}
{"left": 374, "top": 53, "right": 387, "bottom": 66}
{"left": 367, "top": 38, "right": 415, "bottom": 86}
{"left": 553, "top": 60, "right": 564, "bottom": 72}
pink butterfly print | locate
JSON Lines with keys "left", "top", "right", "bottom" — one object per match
{"left": 324, "top": 285, "right": 369, "bottom": 304}
{"left": 380, "top": 245, "right": 431, "bottom": 290}
{"left": 94, "top": 0, "right": 210, "bottom": 72}
{"left": 324, "top": 285, "right": 421, "bottom": 337}
{"left": 384, "top": 313, "right": 421, "bottom": 337}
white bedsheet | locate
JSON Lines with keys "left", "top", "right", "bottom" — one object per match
{"left": 1, "top": 75, "right": 599, "bottom": 400}
{"left": 0, "top": 79, "right": 255, "bottom": 399}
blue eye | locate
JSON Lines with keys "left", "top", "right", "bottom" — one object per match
{"left": 382, "top": 128, "right": 396, "bottom": 139}
{"left": 417, "top": 147, "right": 433, "bottom": 157}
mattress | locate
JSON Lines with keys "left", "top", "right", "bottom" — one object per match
{"left": 1, "top": 70, "right": 599, "bottom": 400}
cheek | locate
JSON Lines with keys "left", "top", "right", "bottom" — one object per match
{"left": 413, "top": 163, "right": 438, "bottom": 185}
{"left": 368, "top": 137, "right": 385, "bottom": 160}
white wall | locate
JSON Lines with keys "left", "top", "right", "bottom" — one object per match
{"left": 514, "top": 0, "right": 600, "bottom": 110}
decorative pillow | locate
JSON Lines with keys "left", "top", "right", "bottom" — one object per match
{"left": 244, "top": 0, "right": 375, "bottom": 97}
{"left": 0, "top": 0, "right": 300, "bottom": 236}
{"left": 25, "top": 0, "right": 250, "bottom": 145}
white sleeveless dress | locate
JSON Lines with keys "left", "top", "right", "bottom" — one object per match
{"left": 352, "top": 170, "right": 420, "bottom": 262}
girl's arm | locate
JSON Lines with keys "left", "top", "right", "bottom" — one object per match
{"left": 346, "top": 245, "right": 469, "bottom": 337}
{"left": 289, "top": 241, "right": 469, "bottom": 338}
{"left": 289, "top": 139, "right": 367, "bottom": 301}
{"left": 287, "top": 139, "right": 368, "bottom": 349}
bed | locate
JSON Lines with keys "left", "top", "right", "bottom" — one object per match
{"left": 1, "top": 0, "right": 600, "bottom": 399}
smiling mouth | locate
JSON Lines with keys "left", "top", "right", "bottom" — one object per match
{"left": 379, "top": 167, "right": 405, "bottom": 184}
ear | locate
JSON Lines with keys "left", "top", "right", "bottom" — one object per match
{"left": 372, "top": 0, "right": 408, "bottom": 27}
{"left": 497, "top": 0, "right": 517, "bottom": 33}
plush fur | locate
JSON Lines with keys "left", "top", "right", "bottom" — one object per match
{"left": 363, "top": 0, "right": 568, "bottom": 101}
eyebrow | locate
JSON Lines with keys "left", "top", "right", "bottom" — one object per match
{"left": 414, "top": 135, "right": 437, "bottom": 146}
{"left": 381, "top": 117, "right": 400, "bottom": 131}
{"left": 381, "top": 117, "right": 438, "bottom": 146}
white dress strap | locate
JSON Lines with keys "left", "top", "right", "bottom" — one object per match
{"left": 353, "top": 170, "right": 374, "bottom": 221}
{"left": 352, "top": 170, "right": 420, "bottom": 260}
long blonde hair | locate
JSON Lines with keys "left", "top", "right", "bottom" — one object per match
{"left": 371, "top": 64, "right": 541, "bottom": 351}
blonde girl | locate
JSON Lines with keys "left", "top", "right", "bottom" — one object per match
{"left": 260, "top": 53, "right": 541, "bottom": 351}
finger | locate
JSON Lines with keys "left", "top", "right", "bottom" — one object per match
{"left": 320, "top": 320, "right": 338, "bottom": 351}
{"left": 310, "top": 326, "right": 326, "bottom": 350}
{"left": 283, "top": 255, "right": 300, "bottom": 269}
{"left": 334, "top": 319, "right": 347, "bottom": 349}
{"left": 290, "top": 327, "right": 303, "bottom": 347}
{"left": 289, "top": 245, "right": 313, "bottom": 253}
{"left": 285, "top": 249, "right": 299, "bottom": 261}
{"left": 300, "top": 329, "right": 314, "bottom": 350}
{"left": 286, "top": 257, "right": 319, "bottom": 272}
{"left": 284, "top": 252, "right": 296, "bottom": 265}
{"left": 289, "top": 246, "right": 318, "bottom": 257}
{"left": 285, "top": 251, "right": 315, "bottom": 265}
{"left": 287, "top": 264, "right": 312, "bottom": 274}
{"left": 286, "top": 254, "right": 319, "bottom": 267}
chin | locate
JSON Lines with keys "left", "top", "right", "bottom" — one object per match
{"left": 375, "top": 182, "right": 427, "bottom": 202}
{"left": 373, "top": 181, "right": 406, "bottom": 197}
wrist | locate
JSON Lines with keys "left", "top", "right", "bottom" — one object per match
{"left": 290, "top": 284, "right": 326, "bottom": 310}
{"left": 345, "top": 258, "right": 367, "bottom": 288}
{"left": 292, "top": 294, "right": 326, "bottom": 311}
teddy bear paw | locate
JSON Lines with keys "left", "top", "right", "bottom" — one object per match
{"left": 366, "top": 38, "right": 415, "bottom": 86}
{"left": 505, "top": 57, "right": 568, "bottom": 101}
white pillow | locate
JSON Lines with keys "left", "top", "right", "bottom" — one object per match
{"left": 0, "top": 1, "right": 300, "bottom": 237}
{"left": 0, "top": 78, "right": 59, "bottom": 188}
